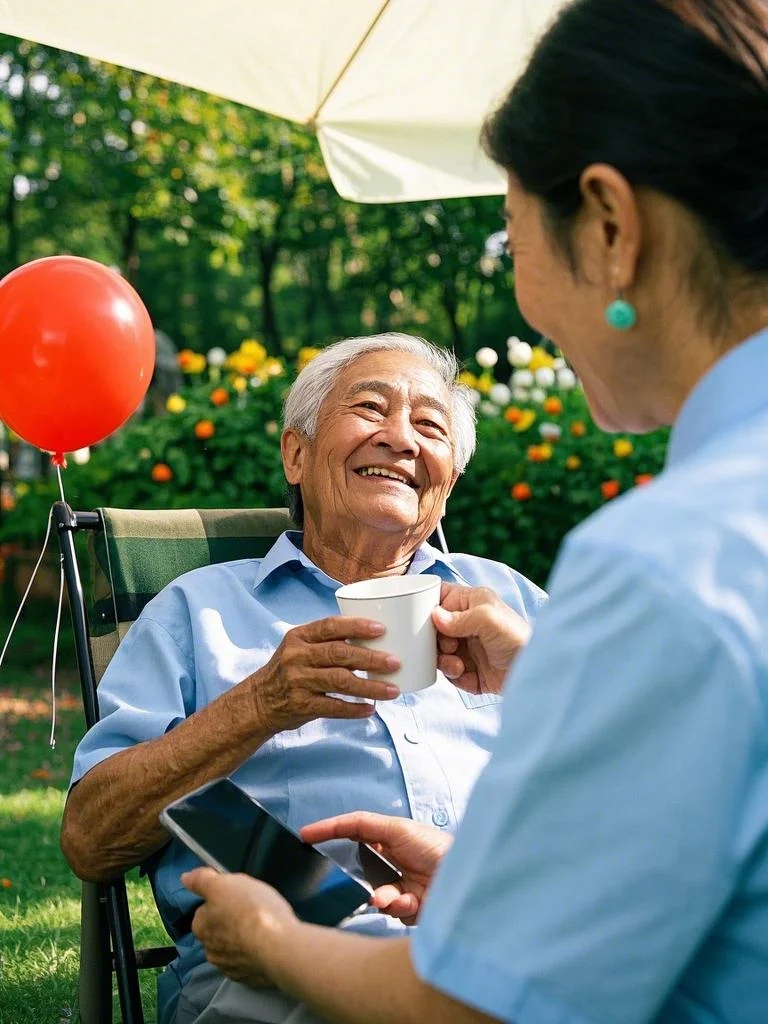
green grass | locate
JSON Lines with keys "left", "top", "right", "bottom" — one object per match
{"left": 0, "top": 605, "right": 169, "bottom": 1023}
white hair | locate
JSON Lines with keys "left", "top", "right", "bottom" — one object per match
{"left": 283, "top": 332, "right": 477, "bottom": 472}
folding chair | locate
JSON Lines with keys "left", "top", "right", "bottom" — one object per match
{"left": 53, "top": 502, "right": 294, "bottom": 1024}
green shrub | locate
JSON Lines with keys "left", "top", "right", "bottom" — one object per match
{"left": 1, "top": 340, "right": 668, "bottom": 587}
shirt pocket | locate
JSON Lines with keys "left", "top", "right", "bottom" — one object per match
{"left": 457, "top": 689, "right": 503, "bottom": 710}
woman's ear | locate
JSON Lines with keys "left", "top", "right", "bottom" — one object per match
{"left": 281, "top": 428, "right": 305, "bottom": 485}
{"left": 578, "top": 163, "right": 642, "bottom": 288}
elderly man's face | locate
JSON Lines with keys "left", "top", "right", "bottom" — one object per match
{"left": 285, "top": 350, "right": 458, "bottom": 546}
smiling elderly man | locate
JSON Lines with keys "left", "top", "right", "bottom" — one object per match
{"left": 61, "top": 332, "right": 546, "bottom": 1024}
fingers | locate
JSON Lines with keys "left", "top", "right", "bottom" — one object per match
{"left": 437, "top": 653, "right": 466, "bottom": 680}
{"left": 371, "top": 889, "right": 420, "bottom": 920}
{"left": 300, "top": 616, "right": 385, "bottom": 644}
{"left": 181, "top": 866, "right": 220, "bottom": 897}
{"left": 300, "top": 810, "right": 397, "bottom": 846}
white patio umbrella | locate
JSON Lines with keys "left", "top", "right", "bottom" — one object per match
{"left": 0, "top": 0, "right": 563, "bottom": 202}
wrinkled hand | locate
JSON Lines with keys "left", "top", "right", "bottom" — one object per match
{"left": 247, "top": 617, "right": 400, "bottom": 733}
{"left": 432, "top": 583, "right": 531, "bottom": 695}
{"left": 183, "top": 868, "right": 297, "bottom": 988}
{"left": 301, "top": 812, "right": 452, "bottom": 925}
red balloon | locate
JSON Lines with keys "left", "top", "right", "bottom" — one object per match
{"left": 0, "top": 255, "right": 155, "bottom": 455}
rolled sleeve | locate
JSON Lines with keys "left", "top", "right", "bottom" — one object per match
{"left": 412, "top": 538, "right": 759, "bottom": 1024}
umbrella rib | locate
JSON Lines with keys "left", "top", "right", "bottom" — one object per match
{"left": 308, "top": 0, "right": 393, "bottom": 127}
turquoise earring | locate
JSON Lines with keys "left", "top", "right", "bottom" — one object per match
{"left": 605, "top": 291, "right": 637, "bottom": 330}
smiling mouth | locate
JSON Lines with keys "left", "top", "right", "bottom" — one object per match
{"left": 355, "top": 467, "right": 417, "bottom": 489}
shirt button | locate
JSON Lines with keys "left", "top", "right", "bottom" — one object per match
{"left": 431, "top": 808, "right": 449, "bottom": 827}
{"left": 403, "top": 731, "right": 420, "bottom": 744}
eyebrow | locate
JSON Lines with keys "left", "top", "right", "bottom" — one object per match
{"left": 347, "top": 379, "right": 451, "bottom": 420}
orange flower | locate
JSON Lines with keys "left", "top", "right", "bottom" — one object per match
{"left": 635, "top": 473, "right": 654, "bottom": 486}
{"left": 504, "top": 406, "right": 522, "bottom": 424}
{"left": 210, "top": 387, "right": 229, "bottom": 407}
{"left": 543, "top": 396, "right": 563, "bottom": 415}
{"left": 601, "top": 479, "right": 621, "bottom": 500}
{"left": 1, "top": 878, "right": 12, "bottom": 889}
{"left": 30, "top": 768, "right": 52, "bottom": 781}
{"left": 151, "top": 463, "right": 173, "bottom": 483}
{"left": 527, "top": 443, "right": 553, "bottom": 463}
{"left": 194, "top": 419, "right": 216, "bottom": 440}
{"left": 511, "top": 482, "right": 532, "bottom": 501}
{"left": 565, "top": 455, "right": 581, "bottom": 470}
{"left": 570, "top": 421, "right": 587, "bottom": 437}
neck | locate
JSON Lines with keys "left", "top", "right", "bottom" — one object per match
{"left": 301, "top": 522, "right": 426, "bottom": 584}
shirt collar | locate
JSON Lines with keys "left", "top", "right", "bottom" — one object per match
{"left": 253, "top": 532, "right": 466, "bottom": 590}
{"left": 667, "top": 326, "right": 768, "bottom": 468}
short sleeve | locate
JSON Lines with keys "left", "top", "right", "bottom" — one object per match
{"left": 70, "top": 612, "right": 195, "bottom": 787}
{"left": 412, "top": 536, "right": 760, "bottom": 1024}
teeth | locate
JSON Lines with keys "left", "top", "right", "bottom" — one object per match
{"left": 358, "top": 467, "right": 411, "bottom": 486}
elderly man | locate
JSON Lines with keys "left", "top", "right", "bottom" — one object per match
{"left": 61, "top": 331, "right": 545, "bottom": 1024}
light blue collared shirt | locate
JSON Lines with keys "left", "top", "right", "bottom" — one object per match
{"left": 70, "top": 534, "right": 546, "bottom": 1018}
{"left": 413, "top": 328, "right": 768, "bottom": 1024}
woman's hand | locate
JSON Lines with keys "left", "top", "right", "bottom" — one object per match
{"left": 182, "top": 868, "right": 299, "bottom": 988}
{"left": 432, "top": 583, "right": 531, "bottom": 695}
{"left": 301, "top": 811, "right": 452, "bottom": 924}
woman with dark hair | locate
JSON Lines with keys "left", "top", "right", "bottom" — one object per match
{"left": 180, "top": 2, "right": 768, "bottom": 1021}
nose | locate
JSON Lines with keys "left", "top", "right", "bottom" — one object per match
{"left": 375, "top": 409, "right": 420, "bottom": 455}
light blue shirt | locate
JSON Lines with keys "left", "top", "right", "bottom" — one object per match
{"left": 413, "top": 328, "right": 768, "bottom": 1024}
{"left": 70, "top": 533, "right": 546, "bottom": 1016}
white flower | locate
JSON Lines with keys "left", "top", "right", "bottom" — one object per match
{"left": 511, "top": 387, "right": 530, "bottom": 402}
{"left": 475, "top": 347, "right": 499, "bottom": 369}
{"left": 206, "top": 346, "right": 227, "bottom": 367}
{"left": 467, "top": 389, "right": 482, "bottom": 407}
{"left": 479, "top": 400, "right": 501, "bottom": 417}
{"left": 72, "top": 447, "right": 91, "bottom": 465}
{"left": 552, "top": 357, "right": 566, "bottom": 370}
{"left": 249, "top": 375, "right": 264, "bottom": 388}
{"left": 557, "top": 367, "right": 577, "bottom": 390}
{"left": 539, "top": 423, "right": 563, "bottom": 441}
{"left": 512, "top": 369, "right": 534, "bottom": 387}
{"left": 507, "top": 339, "right": 533, "bottom": 367}
{"left": 489, "top": 383, "right": 512, "bottom": 406}
{"left": 530, "top": 388, "right": 547, "bottom": 403}
{"left": 534, "top": 367, "right": 556, "bottom": 388}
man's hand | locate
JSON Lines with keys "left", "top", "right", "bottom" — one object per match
{"left": 183, "top": 868, "right": 298, "bottom": 988}
{"left": 301, "top": 811, "right": 452, "bottom": 924}
{"left": 247, "top": 616, "right": 401, "bottom": 732}
{"left": 432, "top": 583, "right": 531, "bottom": 695}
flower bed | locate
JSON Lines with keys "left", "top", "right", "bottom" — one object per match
{"left": 0, "top": 338, "right": 667, "bottom": 587}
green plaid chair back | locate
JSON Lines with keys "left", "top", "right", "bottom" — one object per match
{"left": 88, "top": 507, "right": 293, "bottom": 682}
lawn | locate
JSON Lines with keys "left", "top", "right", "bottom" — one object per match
{"left": 0, "top": 605, "right": 168, "bottom": 1023}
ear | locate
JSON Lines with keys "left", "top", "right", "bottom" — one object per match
{"left": 577, "top": 164, "right": 642, "bottom": 290}
{"left": 281, "top": 428, "right": 307, "bottom": 485}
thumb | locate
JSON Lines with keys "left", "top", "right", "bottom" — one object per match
{"left": 181, "top": 866, "right": 219, "bottom": 897}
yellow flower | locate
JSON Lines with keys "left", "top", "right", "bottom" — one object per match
{"left": 528, "top": 347, "right": 555, "bottom": 372}
{"left": 231, "top": 375, "right": 248, "bottom": 393}
{"left": 297, "top": 347, "right": 322, "bottom": 371}
{"left": 180, "top": 352, "right": 206, "bottom": 374}
{"left": 458, "top": 371, "right": 478, "bottom": 389}
{"left": 512, "top": 409, "right": 537, "bottom": 433}
{"left": 566, "top": 455, "right": 581, "bottom": 470}
{"left": 476, "top": 373, "right": 493, "bottom": 395}
{"left": 240, "top": 339, "right": 267, "bottom": 361}
{"left": 165, "top": 394, "right": 186, "bottom": 414}
{"left": 614, "top": 438, "right": 634, "bottom": 458}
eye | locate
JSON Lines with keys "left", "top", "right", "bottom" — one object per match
{"left": 355, "top": 400, "right": 384, "bottom": 414}
{"left": 417, "top": 417, "right": 447, "bottom": 436}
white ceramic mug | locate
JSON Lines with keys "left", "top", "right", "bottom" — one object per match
{"left": 335, "top": 574, "right": 441, "bottom": 693}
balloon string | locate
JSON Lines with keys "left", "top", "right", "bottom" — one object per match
{"left": 50, "top": 557, "right": 65, "bottom": 750}
{"left": 55, "top": 464, "right": 66, "bottom": 503}
{"left": 49, "top": 463, "right": 69, "bottom": 749}
{"left": 0, "top": 508, "right": 53, "bottom": 672}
